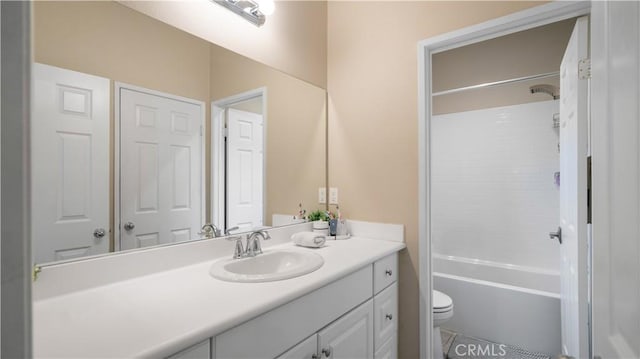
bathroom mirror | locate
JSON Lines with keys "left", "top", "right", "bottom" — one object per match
{"left": 31, "top": 1, "right": 326, "bottom": 265}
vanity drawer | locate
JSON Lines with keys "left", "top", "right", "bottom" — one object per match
{"left": 374, "top": 282, "right": 397, "bottom": 351}
{"left": 373, "top": 253, "right": 397, "bottom": 294}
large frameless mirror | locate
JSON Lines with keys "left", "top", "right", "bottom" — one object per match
{"left": 31, "top": 1, "right": 326, "bottom": 265}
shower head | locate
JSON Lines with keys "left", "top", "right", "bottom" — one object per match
{"left": 530, "top": 84, "right": 560, "bottom": 100}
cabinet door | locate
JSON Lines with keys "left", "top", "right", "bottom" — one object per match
{"left": 374, "top": 337, "right": 397, "bottom": 359}
{"left": 318, "top": 299, "right": 374, "bottom": 359}
{"left": 277, "top": 334, "right": 318, "bottom": 359}
{"left": 374, "top": 283, "right": 397, "bottom": 351}
{"left": 167, "top": 339, "right": 211, "bottom": 359}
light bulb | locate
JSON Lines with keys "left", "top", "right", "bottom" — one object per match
{"left": 258, "top": 0, "right": 275, "bottom": 15}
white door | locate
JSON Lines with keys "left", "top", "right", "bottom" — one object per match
{"left": 317, "top": 299, "right": 374, "bottom": 359}
{"left": 32, "top": 63, "right": 109, "bottom": 263}
{"left": 591, "top": 2, "right": 640, "bottom": 358}
{"left": 119, "top": 87, "right": 202, "bottom": 250}
{"left": 558, "top": 16, "right": 590, "bottom": 359}
{"left": 226, "top": 108, "right": 263, "bottom": 232}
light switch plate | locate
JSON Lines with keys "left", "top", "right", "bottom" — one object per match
{"left": 318, "top": 187, "right": 326, "bottom": 204}
{"left": 329, "top": 187, "right": 338, "bottom": 205}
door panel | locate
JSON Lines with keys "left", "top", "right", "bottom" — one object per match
{"left": 318, "top": 299, "right": 374, "bottom": 359}
{"left": 226, "top": 108, "right": 264, "bottom": 232}
{"left": 374, "top": 283, "right": 397, "bottom": 352}
{"left": 32, "top": 63, "right": 110, "bottom": 263}
{"left": 592, "top": 2, "right": 640, "bottom": 358}
{"left": 120, "top": 88, "right": 202, "bottom": 250}
{"left": 558, "top": 16, "right": 590, "bottom": 359}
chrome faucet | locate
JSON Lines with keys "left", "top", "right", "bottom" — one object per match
{"left": 223, "top": 226, "right": 244, "bottom": 259}
{"left": 199, "top": 224, "right": 221, "bottom": 239}
{"left": 244, "top": 230, "right": 271, "bottom": 257}
{"left": 225, "top": 226, "right": 239, "bottom": 236}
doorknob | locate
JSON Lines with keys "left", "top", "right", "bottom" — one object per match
{"left": 549, "top": 227, "right": 562, "bottom": 244}
{"left": 93, "top": 228, "right": 106, "bottom": 239}
{"left": 123, "top": 222, "right": 135, "bottom": 231}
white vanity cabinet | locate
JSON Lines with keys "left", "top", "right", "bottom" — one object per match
{"left": 317, "top": 299, "right": 375, "bottom": 358}
{"left": 168, "top": 339, "right": 212, "bottom": 359}
{"left": 276, "top": 334, "right": 318, "bottom": 359}
{"left": 374, "top": 283, "right": 398, "bottom": 359}
{"left": 167, "top": 253, "right": 399, "bottom": 359}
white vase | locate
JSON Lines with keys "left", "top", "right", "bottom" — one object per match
{"left": 312, "top": 220, "right": 329, "bottom": 236}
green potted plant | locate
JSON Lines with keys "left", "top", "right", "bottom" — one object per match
{"left": 308, "top": 210, "right": 330, "bottom": 235}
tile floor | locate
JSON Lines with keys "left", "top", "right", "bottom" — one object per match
{"left": 440, "top": 329, "right": 552, "bottom": 359}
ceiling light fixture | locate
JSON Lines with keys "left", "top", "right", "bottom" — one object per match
{"left": 213, "top": 0, "right": 274, "bottom": 27}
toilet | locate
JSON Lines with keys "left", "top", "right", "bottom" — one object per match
{"left": 433, "top": 290, "right": 454, "bottom": 359}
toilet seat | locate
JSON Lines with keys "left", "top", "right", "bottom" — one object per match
{"left": 433, "top": 290, "right": 453, "bottom": 313}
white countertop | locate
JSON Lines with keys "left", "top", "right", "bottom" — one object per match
{"left": 34, "top": 237, "right": 405, "bottom": 358}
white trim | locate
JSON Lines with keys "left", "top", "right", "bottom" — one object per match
{"left": 211, "top": 87, "right": 267, "bottom": 232}
{"left": 417, "top": 2, "right": 591, "bottom": 358}
{"left": 114, "top": 82, "right": 206, "bottom": 251}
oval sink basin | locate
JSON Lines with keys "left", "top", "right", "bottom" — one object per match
{"left": 209, "top": 249, "right": 324, "bottom": 283}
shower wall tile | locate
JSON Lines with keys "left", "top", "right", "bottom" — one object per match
{"left": 432, "top": 100, "right": 560, "bottom": 271}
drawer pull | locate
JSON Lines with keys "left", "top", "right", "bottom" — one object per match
{"left": 386, "top": 313, "right": 393, "bottom": 320}
{"left": 322, "top": 348, "right": 332, "bottom": 358}
{"left": 385, "top": 269, "right": 393, "bottom": 276}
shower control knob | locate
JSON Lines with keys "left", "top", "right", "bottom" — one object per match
{"left": 385, "top": 269, "right": 393, "bottom": 276}
{"left": 322, "top": 348, "right": 332, "bottom": 358}
{"left": 549, "top": 227, "right": 562, "bottom": 244}
{"left": 385, "top": 314, "right": 393, "bottom": 320}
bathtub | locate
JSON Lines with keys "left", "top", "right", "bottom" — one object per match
{"left": 433, "top": 254, "right": 562, "bottom": 356}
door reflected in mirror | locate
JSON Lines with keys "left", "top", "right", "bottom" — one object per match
{"left": 31, "top": 1, "right": 326, "bottom": 265}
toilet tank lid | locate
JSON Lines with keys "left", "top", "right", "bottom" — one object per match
{"left": 433, "top": 290, "right": 453, "bottom": 309}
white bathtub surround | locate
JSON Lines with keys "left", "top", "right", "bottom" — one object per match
{"left": 33, "top": 221, "right": 404, "bottom": 358}
{"left": 433, "top": 254, "right": 560, "bottom": 294}
{"left": 432, "top": 101, "right": 562, "bottom": 356}
{"left": 432, "top": 100, "right": 561, "bottom": 272}
{"left": 434, "top": 254, "right": 561, "bottom": 355}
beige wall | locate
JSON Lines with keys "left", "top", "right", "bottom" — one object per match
{"left": 326, "top": 2, "right": 545, "bottom": 358}
{"left": 121, "top": 0, "right": 328, "bottom": 89}
{"left": 210, "top": 45, "right": 327, "bottom": 224}
{"left": 433, "top": 18, "right": 574, "bottom": 114}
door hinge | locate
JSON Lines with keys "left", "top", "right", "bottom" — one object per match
{"left": 223, "top": 127, "right": 229, "bottom": 138}
{"left": 579, "top": 58, "right": 591, "bottom": 79}
{"left": 200, "top": 125, "right": 203, "bottom": 136}
{"left": 587, "top": 156, "right": 592, "bottom": 224}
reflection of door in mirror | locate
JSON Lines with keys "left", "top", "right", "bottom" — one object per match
{"left": 212, "top": 93, "right": 266, "bottom": 233}
{"left": 32, "top": 63, "right": 110, "bottom": 264}
{"left": 118, "top": 85, "right": 204, "bottom": 251}
{"left": 226, "top": 107, "right": 264, "bottom": 232}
